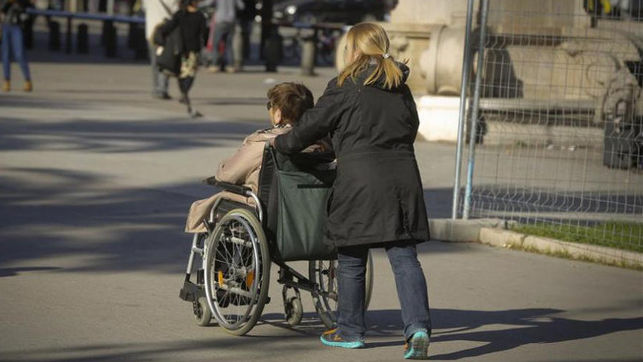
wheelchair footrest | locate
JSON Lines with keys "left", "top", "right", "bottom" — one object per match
{"left": 179, "top": 281, "right": 204, "bottom": 302}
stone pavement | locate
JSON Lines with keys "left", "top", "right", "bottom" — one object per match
{"left": 0, "top": 61, "right": 641, "bottom": 361}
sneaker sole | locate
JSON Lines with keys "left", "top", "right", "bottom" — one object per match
{"left": 320, "top": 336, "right": 365, "bottom": 349}
{"left": 404, "top": 331, "right": 430, "bottom": 360}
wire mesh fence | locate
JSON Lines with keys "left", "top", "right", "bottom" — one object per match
{"left": 457, "top": 0, "right": 643, "bottom": 252}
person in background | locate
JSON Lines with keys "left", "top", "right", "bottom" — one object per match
{"left": 206, "top": 0, "right": 243, "bottom": 73}
{"left": 143, "top": 0, "right": 178, "bottom": 100}
{"left": 1, "top": 0, "right": 33, "bottom": 92}
{"left": 161, "top": 0, "right": 206, "bottom": 117}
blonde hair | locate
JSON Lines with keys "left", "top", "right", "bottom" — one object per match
{"left": 337, "top": 23, "right": 403, "bottom": 90}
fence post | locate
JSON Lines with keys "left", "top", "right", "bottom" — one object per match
{"left": 451, "top": 0, "right": 476, "bottom": 220}
{"left": 462, "top": 0, "right": 489, "bottom": 220}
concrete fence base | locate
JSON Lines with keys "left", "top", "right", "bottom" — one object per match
{"left": 429, "top": 218, "right": 642, "bottom": 268}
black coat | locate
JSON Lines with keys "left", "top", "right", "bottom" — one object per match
{"left": 275, "top": 63, "right": 430, "bottom": 248}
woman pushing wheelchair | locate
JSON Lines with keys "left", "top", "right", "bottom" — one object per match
{"left": 271, "top": 23, "right": 432, "bottom": 359}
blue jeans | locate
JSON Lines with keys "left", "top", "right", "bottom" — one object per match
{"left": 210, "top": 21, "right": 234, "bottom": 67}
{"left": 336, "top": 241, "right": 431, "bottom": 342}
{"left": 148, "top": 42, "right": 169, "bottom": 96}
{"left": 2, "top": 24, "right": 31, "bottom": 81}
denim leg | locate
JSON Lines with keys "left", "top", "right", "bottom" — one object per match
{"left": 149, "top": 44, "right": 159, "bottom": 92}
{"left": 224, "top": 23, "right": 236, "bottom": 66}
{"left": 336, "top": 245, "right": 368, "bottom": 341}
{"left": 385, "top": 241, "right": 431, "bottom": 341}
{"left": 210, "top": 22, "right": 230, "bottom": 66}
{"left": 149, "top": 43, "right": 169, "bottom": 95}
{"left": 9, "top": 26, "right": 30, "bottom": 81}
{"left": 2, "top": 25, "right": 10, "bottom": 80}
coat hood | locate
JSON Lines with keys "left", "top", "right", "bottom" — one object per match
{"left": 354, "top": 61, "right": 410, "bottom": 90}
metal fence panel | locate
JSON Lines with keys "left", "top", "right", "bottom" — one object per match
{"left": 458, "top": 0, "right": 643, "bottom": 251}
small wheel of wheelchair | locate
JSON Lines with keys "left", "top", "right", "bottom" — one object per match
{"left": 309, "top": 250, "right": 374, "bottom": 329}
{"left": 282, "top": 286, "right": 303, "bottom": 326}
{"left": 193, "top": 297, "right": 212, "bottom": 326}
{"left": 204, "top": 208, "right": 271, "bottom": 336}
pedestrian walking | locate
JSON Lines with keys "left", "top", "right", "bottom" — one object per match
{"left": 272, "top": 22, "right": 432, "bottom": 360}
{"left": 160, "top": 0, "right": 207, "bottom": 117}
{"left": 1, "top": 0, "right": 33, "bottom": 92}
{"left": 206, "top": 0, "right": 244, "bottom": 73}
{"left": 144, "top": 0, "right": 178, "bottom": 99}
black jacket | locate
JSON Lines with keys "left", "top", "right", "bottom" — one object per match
{"left": 275, "top": 63, "right": 430, "bottom": 248}
{"left": 1, "top": 0, "right": 31, "bottom": 27}
{"left": 161, "top": 9, "right": 206, "bottom": 54}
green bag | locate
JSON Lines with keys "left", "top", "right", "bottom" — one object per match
{"left": 274, "top": 161, "right": 336, "bottom": 262}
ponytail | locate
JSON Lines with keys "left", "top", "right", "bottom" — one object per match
{"left": 337, "top": 23, "right": 404, "bottom": 90}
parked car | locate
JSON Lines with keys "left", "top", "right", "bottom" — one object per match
{"left": 272, "top": 0, "right": 398, "bottom": 25}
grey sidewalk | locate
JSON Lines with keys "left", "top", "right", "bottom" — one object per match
{"left": 0, "top": 62, "right": 641, "bottom": 361}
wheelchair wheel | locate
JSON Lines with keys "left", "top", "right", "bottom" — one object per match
{"left": 282, "top": 286, "right": 303, "bottom": 326}
{"left": 204, "top": 208, "right": 271, "bottom": 336}
{"left": 309, "top": 250, "right": 374, "bottom": 329}
{"left": 193, "top": 297, "right": 212, "bottom": 326}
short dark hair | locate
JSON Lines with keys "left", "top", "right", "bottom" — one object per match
{"left": 267, "top": 82, "right": 314, "bottom": 125}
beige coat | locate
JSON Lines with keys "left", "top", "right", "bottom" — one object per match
{"left": 185, "top": 126, "right": 292, "bottom": 233}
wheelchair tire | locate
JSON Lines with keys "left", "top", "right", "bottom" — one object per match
{"left": 204, "top": 208, "right": 271, "bottom": 336}
{"left": 309, "top": 250, "right": 374, "bottom": 329}
{"left": 284, "top": 296, "right": 303, "bottom": 326}
{"left": 193, "top": 297, "right": 212, "bottom": 327}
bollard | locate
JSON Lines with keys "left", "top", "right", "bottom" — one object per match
{"left": 263, "top": 26, "right": 282, "bottom": 72}
{"left": 133, "top": 24, "right": 148, "bottom": 60}
{"left": 104, "top": 20, "right": 117, "bottom": 58}
{"left": 48, "top": 20, "right": 61, "bottom": 51}
{"left": 232, "top": 23, "right": 243, "bottom": 70}
{"left": 300, "top": 30, "right": 317, "bottom": 76}
{"left": 77, "top": 23, "right": 89, "bottom": 54}
{"left": 101, "top": 19, "right": 108, "bottom": 46}
{"left": 24, "top": 17, "right": 34, "bottom": 49}
{"left": 127, "top": 22, "right": 136, "bottom": 49}
{"left": 65, "top": 16, "right": 72, "bottom": 54}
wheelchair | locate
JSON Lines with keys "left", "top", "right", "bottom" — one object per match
{"left": 179, "top": 144, "right": 374, "bottom": 336}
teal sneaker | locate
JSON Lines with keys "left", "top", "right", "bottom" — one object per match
{"left": 320, "top": 329, "right": 365, "bottom": 349}
{"left": 404, "top": 331, "right": 430, "bottom": 359}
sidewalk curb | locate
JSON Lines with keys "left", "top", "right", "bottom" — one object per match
{"left": 479, "top": 227, "right": 643, "bottom": 268}
{"left": 429, "top": 218, "right": 642, "bottom": 268}
{"left": 428, "top": 218, "right": 513, "bottom": 242}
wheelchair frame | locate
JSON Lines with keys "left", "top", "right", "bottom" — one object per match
{"left": 179, "top": 145, "right": 373, "bottom": 335}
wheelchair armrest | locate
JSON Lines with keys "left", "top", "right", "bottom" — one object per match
{"left": 203, "top": 176, "right": 251, "bottom": 195}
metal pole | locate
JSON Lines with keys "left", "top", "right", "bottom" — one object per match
{"left": 462, "top": 0, "right": 489, "bottom": 220}
{"left": 451, "top": 0, "right": 476, "bottom": 220}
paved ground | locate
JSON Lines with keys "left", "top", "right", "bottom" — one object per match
{"left": 0, "top": 60, "right": 642, "bottom": 361}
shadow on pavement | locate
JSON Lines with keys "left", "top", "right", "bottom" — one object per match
{"left": 1, "top": 307, "right": 640, "bottom": 361}
{"left": 0, "top": 167, "right": 204, "bottom": 274}
{"left": 0, "top": 166, "right": 453, "bottom": 273}
{"left": 0, "top": 266, "right": 62, "bottom": 277}
{"left": 0, "top": 115, "right": 259, "bottom": 153}
{"left": 367, "top": 308, "right": 643, "bottom": 359}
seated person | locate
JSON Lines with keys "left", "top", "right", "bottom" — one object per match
{"left": 185, "top": 82, "right": 327, "bottom": 233}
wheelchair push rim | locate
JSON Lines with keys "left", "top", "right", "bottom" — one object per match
{"left": 204, "top": 208, "right": 270, "bottom": 335}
